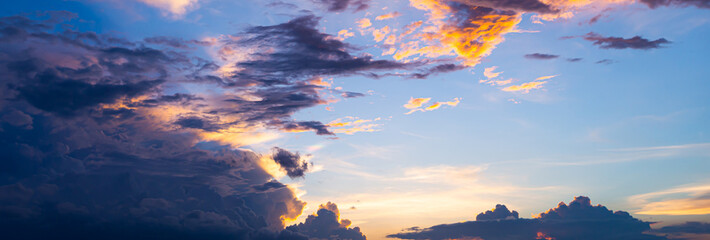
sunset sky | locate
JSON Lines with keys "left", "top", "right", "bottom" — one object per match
{"left": 1, "top": 0, "right": 709, "bottom": 239}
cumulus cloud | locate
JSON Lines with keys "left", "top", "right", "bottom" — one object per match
{"left": 388, "top": 196, "right": 667, "bottom": 240}
{"left": 286, "top": 202, "right": 366, "bottom": 240}
{"left": 578, "top": 32, "right": 671, "bottom": 50}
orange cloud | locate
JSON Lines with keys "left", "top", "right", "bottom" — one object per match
{"left": 630, "top": 184, "right": 710, "bottom": 215}
{"left": 373, "top": 26, "right": 391, "bottom": 42}
{"left": 337, "top": 29, "right": 355, "bottom": 40}
{"left": 502, "top": 81, "right": 547, "bottom": 93}
{"left": 405, "top": 97, "right": 460, "bottom": 114}
{"left": 484, "top": 66, "right": 502, "bottom": 79}
{"left": 395, "top": 0, "right": 523, "bottom": 67}
{"left": 327, "top": 117, "right": 383, "bottom": 135}
{"left": 404, "top": 97, "right": 432, "bottom": 109}
{"left": 375, "top": 11, "right": 402, "bottom": 20}
{"left": 357, "top": 18, "right": 372, "bottom": 28}
{"left": 536, "top": 75, "right": 559, "bottom": 81}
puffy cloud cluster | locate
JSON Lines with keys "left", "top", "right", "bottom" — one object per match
{"left": 388, "top": 196, "right": 667, "bottom": 240}
{"left": 286, "top": 202, "right": 367, "bottom": 240}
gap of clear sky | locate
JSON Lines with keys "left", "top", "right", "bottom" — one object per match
{"left": 1, "top": 0, "right": 709, "bottom": 239}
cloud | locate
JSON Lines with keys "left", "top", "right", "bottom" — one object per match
{"left": 327, "top": 117, "right": 383, "bottom": 135}
{"left": 639, "top": 0, "right": 710, "bottom": 9}
{"left": 629, "top": 184, "right": 710, "bottom": 215}
{"left": 405, "top": 98, "right": 460, "bottom": 115}
{"left": 228, "top": 15, "right": 413, "bottom": 86}
{"left": 579, "top": 32, "right": 671, "bottom": 49}
{"left": 536, "top": 75, "right": 559, "bottom": 81}
{"left": 0, "top": 12, "right": 325, "bottom": 239}
{"left": 484, "top": 66, "right": 502, "bottom": 79}
{"left": 136, "top": 0, "right": 199, "bottom": 17}
{"left": 397, "top": 1, "right": 522, "bottom": 67}
{"left": 286, "top": 202, "right": 366, "bottom": 240}
{"left": 388, "top": 196, "right": 666, "bottom": 240}
{"left": 524, "top": 53, "right": 560, "bottom": 60}
{"left": 404, "top": 97, "right": 432, "bottom": 109}
{"left": 312, "top": 0, "right": 370, "bottom": 12}
{"left": 376, "top": 11, "right": 402, "bottom": 20}
{"left": 567, "top": 58, "right": 583, "bottom": 62}
{"left": 271, "top": 148, "right": 312, "bottom": 179}
{"left": 656, "top": 222, "right": 710, "bottom": 234}
{"left": 502, "top": 81, "right": 547, "bottom": 93}
{"left": 357, "top": 18, "right": 372, "bottom": 28}
{"left": 476, "top": 204, "right": 520, "bottom": 221}
{"left": 596, "top": 59, "right": 615, "bottom": 64}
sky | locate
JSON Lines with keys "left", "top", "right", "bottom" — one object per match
{"left": 1, "top": 0, "right": 709, "bottom": 240}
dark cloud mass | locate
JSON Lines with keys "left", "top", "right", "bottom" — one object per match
{"left": 228, "top": 15, "right": 413, "bottom": 86}
{"left": 524, "top": 53, "right": 560, "bottom": 60}
{"left": 388, "top": 196, "right": 667, "bottom": 240}
{"left": 271, "top": 148, "right": 311, "bottom": 178}
{"left": 581, "top": 32, "right": 671, "bottom": 50}
{"left": 0, "top": 12, "right": 369, "bottom": 240}
{"left": 286, "top": 202, "right": 366, "bottom": 240}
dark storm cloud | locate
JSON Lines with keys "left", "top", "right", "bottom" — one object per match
{"left": 0, "top": 12, "right": 321, "bottom": 240}
{"left": 286, "top": 202, "right": 366, "bottom": 240}
{"left": 226, "top": 15, "right": 414, "bottom": 86}
{"left": 640, "top": 0, "right": 710, "bottom": 8}
{"left": 524, "top": 53, "right": 560, "bottom": 60}
{"left": 271, "top": 148, "right": 311, "bottom": 178}
{"left": 388, "top": 196, "right": 666, "bottom": 240}
{"left": 656, "top": 222, "right": 710, "bottom": 234}
{"left": 581, "top": 32, "right": 671, "bottom": 50}
{"left": 313, "top": 0, "right": 370, "bottom": 12}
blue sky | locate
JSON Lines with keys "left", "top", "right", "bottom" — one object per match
{"left": 1, "top": 0, "right": 709, "bottom": 239}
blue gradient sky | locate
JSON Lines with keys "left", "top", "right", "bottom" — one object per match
{"left": 2, "top": 0, "right": 710, "bottom": 239}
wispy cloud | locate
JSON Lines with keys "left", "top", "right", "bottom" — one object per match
{"left": 404, "top": 97, "right": 460, "bottom": 115}
{"left": 502, "top": 81, "right": 547, "bottom": 93}
{"left": 630, "top": 183, "right": 710, "bottom": 215}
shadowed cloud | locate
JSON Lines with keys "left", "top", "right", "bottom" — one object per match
{"left": 580, "top": 32, "right": 671, "bottom": 50}
{"left": 525, "top": 53, "right": 560, "bottom": 60}
{"left": 388, "top": 196, "right": 667, "bottom": 240}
